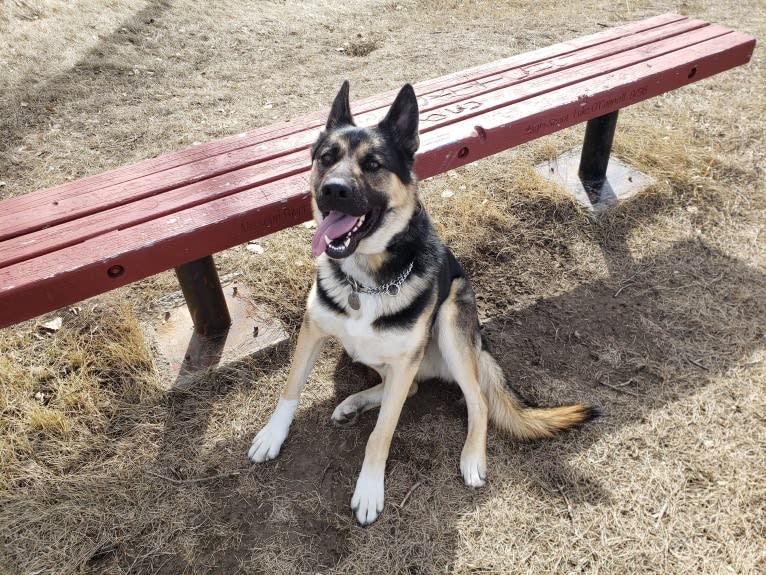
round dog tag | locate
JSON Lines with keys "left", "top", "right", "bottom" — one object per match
{"left": 348, "top": 292, "right": 361, "bottom": 310}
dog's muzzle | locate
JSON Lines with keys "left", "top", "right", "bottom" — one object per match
{"left": 316, "top": 178, "right": 368, "bottom": 217}
{"left": 311, "top": 178, "right": 383, "bottom": 259}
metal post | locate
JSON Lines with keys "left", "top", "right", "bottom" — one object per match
{"left": 578, "top": 110, "right": 619, "bottom": 199}
{"left": 174, "top": 256, "right": 231, "bottom": 337}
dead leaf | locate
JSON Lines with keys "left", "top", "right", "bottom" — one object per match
{"left": 39, "top": 317, "right": 63, "bottom": 332}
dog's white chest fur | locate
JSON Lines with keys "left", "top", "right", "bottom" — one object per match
{"left": 307, "top": 257, "right": 430, "bottom": 367}
{"left": 308, "top": 287, "right": 421, "bottom": 367}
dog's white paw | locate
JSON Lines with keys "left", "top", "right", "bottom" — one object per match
{"left": 247, "top": 398, "right": 298, "bottom": 463}
{"left": 248, "top": 424, "right": 287, "bottom": 463}
{"left": 460, "top": 450, "right": 487, "bottom": 488}
{"left": 351, "top": 469, "right": 385, "bottom": 526}
{"left": 331, "top": 397, "right": 366, "bottom": 427}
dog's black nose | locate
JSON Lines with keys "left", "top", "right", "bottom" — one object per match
{"left": 320, "top": 180, "right": 352, "bottom": 201}
{"left": 317, "top": 177, "right": 368, "bottom": 215}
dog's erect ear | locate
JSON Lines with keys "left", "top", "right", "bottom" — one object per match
{"left": 326, "top": 80, "right": 354, "bottom": 130}
{"left": 379, "top": 83, "right": 420, "bottom": 159}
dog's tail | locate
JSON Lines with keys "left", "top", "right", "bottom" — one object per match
{"left": 478, "top": 349, "right": 600, "bottom": 440}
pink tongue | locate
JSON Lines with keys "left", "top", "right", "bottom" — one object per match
{"left": 311, "top": 211, "right": 360, "bottom": 257}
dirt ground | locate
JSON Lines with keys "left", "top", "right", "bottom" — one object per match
{"left": 1, "top": 1, "right": 764, "bottom": 574}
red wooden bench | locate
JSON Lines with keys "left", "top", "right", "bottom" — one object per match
{"left": 0, "top": 13, "right": 755, "bottom": 335}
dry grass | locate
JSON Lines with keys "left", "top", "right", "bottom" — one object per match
{"left": 1, "top": 1, "right": 764, "bottom": 574}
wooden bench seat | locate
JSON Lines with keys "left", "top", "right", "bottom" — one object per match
{"left": 0, "top": 13, "right": 755, "bottom": 329}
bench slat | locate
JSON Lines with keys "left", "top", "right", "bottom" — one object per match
{"left": 0, "top": 149, "right": 308, "bottom": 268}
{"left": 1, "top": 174, "right": 312, "bottom": 326}
{"left": 0, "top": 20, "right": 731, "bottom": 267}
{"left": 0, "top": 13, "right": 695, "bottom": 241}
{"left": 417, "top": 32, "right": 755, "bottom": 176}
{"left": 350, "top": 18, "right": 713, "bottom": 129}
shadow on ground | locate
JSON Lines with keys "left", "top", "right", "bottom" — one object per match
{"left": 111, "top": 233, "right": 765, "bottom": 574}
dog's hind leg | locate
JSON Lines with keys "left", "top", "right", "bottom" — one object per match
{"left": 248, "top": 315, "right": 327, "bottom": 463}
{"left": 331, "top": 379, "right": 418, "bottom": 427}
{"left": 434, "top": 278, "right": 488, "bottom": 487}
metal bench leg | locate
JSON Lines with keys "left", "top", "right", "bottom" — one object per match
{"left": 174, "top": 255, "right": 231, "bottom": 337}
{"left": 155, "top": 255, "right": 286, "bottom": 383}
{"left": 536, "top": 110, "right": 652, "bottom": 212}
{"left": 578, "top": 110, "right": 619, "bottom": 201}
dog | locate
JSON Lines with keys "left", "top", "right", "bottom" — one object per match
{"left": 248, "top": 81, "right": 599, "bottom": 525}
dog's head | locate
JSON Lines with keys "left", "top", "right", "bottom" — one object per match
{"left": 309, "top": 81, "right": 420, "bottom": 259}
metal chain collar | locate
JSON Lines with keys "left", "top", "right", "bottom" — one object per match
{"left": 345, "top": 260, "right": 415, "bottom": 297}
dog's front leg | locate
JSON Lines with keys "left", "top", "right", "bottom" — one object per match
{"left": 248, "top": 315, "right": 327, "bottom": 463}
{"left": 351, "top": 358, "right": 421, "bottom": 525}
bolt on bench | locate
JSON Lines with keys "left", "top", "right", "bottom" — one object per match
{"left": 0, "top": 13, "right": 755, "bottom": 371}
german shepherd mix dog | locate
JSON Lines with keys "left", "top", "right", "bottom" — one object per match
{"left": 249, "top": 81, "right": 599, "bottom": 525}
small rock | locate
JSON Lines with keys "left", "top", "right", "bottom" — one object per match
{"left": 441, "top": 189, "right": 454, "bottom": 198}
{"left": 303, "top": 221, "right": 317, "bottom": 229}
{"left": 246, "top": 243, "right": 265, "bottom": 254}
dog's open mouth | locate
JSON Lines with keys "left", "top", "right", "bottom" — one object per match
{"left": 311, "top": 209, "right": 378, "bottom": 258}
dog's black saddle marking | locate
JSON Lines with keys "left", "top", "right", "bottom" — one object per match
{"left": 435, "top": 248, "right": 465, "bottom": 313}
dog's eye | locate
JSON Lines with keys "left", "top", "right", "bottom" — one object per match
{"left": 319, "top": 152, "right": 336, "bottom": 167}
{"left": 364, "top": 159, "right": 381, "bottom": 172}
